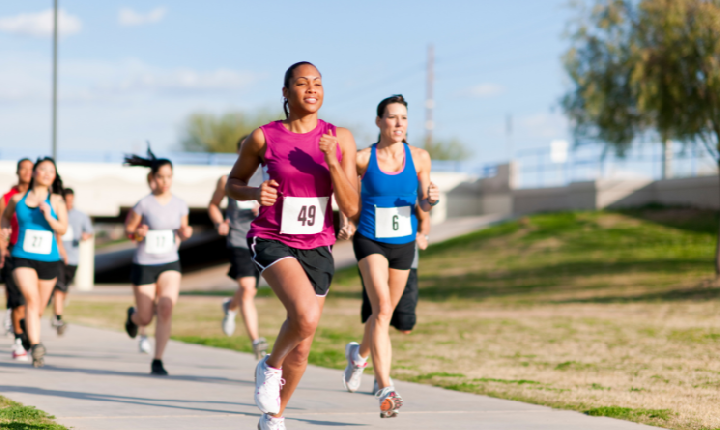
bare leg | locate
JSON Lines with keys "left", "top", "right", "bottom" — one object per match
{"left": 14, "top": 268, "right": 56, "bottom": 345}
{"left": 229, "top": 276, "right": 259, "bottom": 341}
{"left": 54, "top": 290, "right": 66, "bottom": 316}
{"left": 359, "top": 255, "right": 409, "bottom": 390}
{"left": 359, "top": 315, "right": 373, "bottom": 358}
{"left": 12, "top": 305, "right": 26, "bottom": 335}
{"left": 261, "top": 258, "right": 324, "bottom": 417}
{"left": 131, "top": 284, "right": 157, "bottom": 328}
{"left": 153, "top": 271, "right": 180, "bottom": 360}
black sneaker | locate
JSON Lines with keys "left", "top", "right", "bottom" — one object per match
{"left": 125, "top": 307, "right": 138, "bottom": 339}
{"left": 151, "top": 359, "right": 168, "bottom": 375}
{"left": 31, "top": 344, "right": 46, "bottom": 368}
{"left": 19, "top": 319, "right": 30, "bottom": 351}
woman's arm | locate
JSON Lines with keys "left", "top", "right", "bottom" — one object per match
{"left": 0, "top": 197, "right": 17, "bottom": 258}
{"left": 414, "top": 148, "right": 440, "bottom": 212}
{"left": 209, "top": 175, "right": 230, "bottom": 235}
{"left": 125, "top": 209, "right": 147, "bottom": 240}
{"left": 177, "top": 214, "right": 193, "bottom": 242}
{"left": 43, "top": 194, "right": 68, "bottom": 236}
{"left": 319, "top": 127, "right": 359, "bottom": 218}
{"left": 227, "top": 128, "right": 278, "bottom": 205}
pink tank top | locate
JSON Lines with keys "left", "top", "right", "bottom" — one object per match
{"left": 247, "top": 119, "right": 341, "bottom": 249}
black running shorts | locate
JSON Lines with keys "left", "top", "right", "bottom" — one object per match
{"left": 14, "top": 258, "right": 60, "bottom": 281}
{"left": 55, "top": 263, "right": 78, "bottom": 293}
{"left": 361, "top": 268, "right": 418, "bottom": 332}
{"left": 130, "top": 261, "right": 182, "bottom": 286}
{"left": 248, "top": 237, "right": 334, "bottom": 297}
{"left": 2, "top": 254, "right": 25, "bottom": 308}
{"left": 353, "top": 232, "right": 415, "bottom": 270}
{"left": 227, "top": 247, "right": 260, "bottom": 281}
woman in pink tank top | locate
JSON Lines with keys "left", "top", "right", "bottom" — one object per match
{"left": 227, "top": 61, "right": 359, "bottom": 429}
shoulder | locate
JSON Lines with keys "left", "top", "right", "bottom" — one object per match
{"left": 173, "top": 195, "right": 189, "bottom": 209}
{"left": 357, "top": 147, "right": 372, "bottom": 163}
{"left": 408, "top": 145, "right": 431, "bottom": 167}
{"left": 50, "top": 193, "right": 65, "bottom": 207}
{"left": 10, "top": 193, "right": 22, "bottom": 203}
{"left": 334, "top": 127, "right": 357, "bottom": 152}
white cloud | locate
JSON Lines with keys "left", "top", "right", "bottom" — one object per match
{"left": 0, "top": 9, "right": 81, "bottom": 38}
{"left": 465, "top": 84, "right": 505, "bottom": 98}
{"left": 117, "top": 68, "right": 256, "bottom": 92}
{"left": 118, "top": 7, "right": 167, "bottom": 27}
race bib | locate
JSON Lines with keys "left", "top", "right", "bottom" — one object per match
{"left": 375, "top": 206, "right": 412, "bottom": 238}
{"left": 61, "top": 225, "right": 74, "bottom": 242}
{"left": 144, "top": 230, "right": 175, "bottom": 255}
{"left": 22, "top": 229, "right": 53, "bottom": 255}
{"left": 280, "top": 196, "right": 328, "bottom": 235}
{"left": 235, "top": 200, "right": 257, "bottom": 210}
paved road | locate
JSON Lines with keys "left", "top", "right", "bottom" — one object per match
{"left": 0, "top": 321, "right": 659, "bottom": 429}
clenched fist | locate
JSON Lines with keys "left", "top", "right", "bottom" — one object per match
{"left": 257, "top": 180, "right": 279, "bottom": 206}
{"left": 318, "top": 129, "right": 339, "bottom": 165}
{"left": 427, "top": 182, "right": 440, "bottom": 205}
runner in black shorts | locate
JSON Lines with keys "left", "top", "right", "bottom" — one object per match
{"left": 0, "top": 158, "right": 33, "bottom": 360}
{"left": 208, "top": 135, "right": 267, "bottom": 359}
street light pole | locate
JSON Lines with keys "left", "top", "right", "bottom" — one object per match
{"left": 52, "top": 0, "right": 58, "bottom": 160}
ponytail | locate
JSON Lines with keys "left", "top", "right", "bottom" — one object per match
{"left": 124, "top": 143, "right": 172, "bottom": 174}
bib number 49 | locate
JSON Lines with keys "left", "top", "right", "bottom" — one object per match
{"left": 281, "top": 196, "right": 328, "bottom": 235}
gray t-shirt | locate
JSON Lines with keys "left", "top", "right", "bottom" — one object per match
{"left": 61, "top": 208, "right": 93, "bottom": 266}
{"left": 132, "top": 194, "right": 189, "bottom": 265}
{"left": 227, "top": 199, "right": 255, "bottom": 249}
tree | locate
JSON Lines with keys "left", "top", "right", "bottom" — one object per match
{"left": 179, "top": 111, "right": 281, "bottom": 153}
{"left": 423, "top": 139, "right": 472, "bottom": 161}
{"left": 563, "top": 0, "right": 720, "bottom": 280}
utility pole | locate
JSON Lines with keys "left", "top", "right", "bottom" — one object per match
{"left": 506, "top": 113, "right": 513, "bottom": 161}
{"left": 425, "top": 44, "right": 434, "bottom": 150}
{"left": 52, "top": 0, "right": 58, "bottom": 160}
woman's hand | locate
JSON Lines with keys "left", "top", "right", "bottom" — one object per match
{"left": 257, "top": 180, "right": 279, "bottom": 206}
{"left": 134, "top": 224, "right": 149, "bottom": 241}
{"left": 416, "top": 233, "right": 429, "bottom": 250}
{"left": 217, "top": 220, "right": 230, "bottom": 236}
{"left": 427, "top": 182, "right": 440, "bottom": 205}
{"left": 178, "top": 225, "right": 193, "bottom": 241}
{"left": 318, "top": 129, "right": 339, "bottom": 166}
{"left": 39, "top": 201, "right": 53, "bottom": 220}
{"left": 337, "top": 220, "right": 356, "bottom": 241}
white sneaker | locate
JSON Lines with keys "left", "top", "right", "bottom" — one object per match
{"left": 254, "top": 355, "right": 284, "bottom": 414}
{"left": 3, "top": 309, "right": 13, "bottom": 336}
{"left": 258, "top": 413, "right": 285, "bottom": 430}
{"left": 373, "top": 377, "right": 394, "bottom": 394}
{"left": 138, "top": 335, "right": 151, "bottom": 354}
{"left": 11, "top": 338, "right": 28, "bottom": 362}
{"left": 375, "top": 386, "right": 403, "bottom": 418}
{"left": 221, "top": 298, "right": 236, "bottom": 336}
{"left": 343, "top": 342, "right": 367, "bottom": 393}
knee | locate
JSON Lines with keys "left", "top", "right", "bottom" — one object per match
{"left": 135, "top": 312, "right": 153, "bottom": 326}
{"left": 156, "top": 299, "right": 173, "bottom": 320}
{"left": 238, "top": 286, "right": 257, "bottom": 302}
{"left": 373, "top": 303, "right": 394, "bottom": 325}
{"left": 293, "top": 312, "right": 319, "bottom": 340}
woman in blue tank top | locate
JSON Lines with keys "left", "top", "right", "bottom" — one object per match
{"left": 0, "top": 157, "right": 68, "bottom": 368}
{"left": 341, "top": 95, "right": 440, "bottom": 418}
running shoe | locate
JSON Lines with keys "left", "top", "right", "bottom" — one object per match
{"left": 253, "top": 338, "right": 268, "bottom": 360}
{"left": 30, "top": 343, "right": 46, "bottom": 368}
{"left": 373, "top": 377, "right": 394, "bottom": 394}
{"left": 56, "top": 320, "right": 68, "bottom": 336}
{"left": 11, "top": 338, "right": 28, "bottom": 362}
{"left": 343, "top": 342, "right": 367, "bottom": 393}
{"left": 3, "top": 309, "right": 13, "bottom": 336}
{"left": 254, "top": 355, "right": 284, "bottom": 414}
{"left": 258, "top": 413, "right": 286, "bottom": 430}
{"left": 221, "top": 298, "right": 237, "bottom": 336}
{"left": 50, "top": 316, "right": 59, "bottom": 328}
{"left": 151, "top": 359, "right": 168, "bottom": 375}
{"left": 138, "top": 335, "right": 151, "bottom": 354}
{"left": 375, "top": 386, "right": 403, "bottom": 418}
{"left": 125, "top": 307, "right": 138, "bottom": 338}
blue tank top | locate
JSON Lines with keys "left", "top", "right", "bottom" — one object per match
{"left": 357, "top": 143, "right": 418, "bottom": 244}
{"left": 12, "top": 192, "right": 60, "bottom": 262}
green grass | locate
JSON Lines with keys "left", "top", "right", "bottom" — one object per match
{"left": 0, "top": 396, "right": 67, "bottom": 430}
{"left": 585, "top": 405, "right": 673, "bottom": 421}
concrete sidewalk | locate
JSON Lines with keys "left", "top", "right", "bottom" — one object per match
{"left": 0, "top": 321, "right": 658, "bottom": 429}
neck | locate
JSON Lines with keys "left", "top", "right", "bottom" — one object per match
{"left": 153, "top": 189, "right": 172, "bottom": 199}
{"left": 284, "top": 112, "right": 318, "bottom": 134}
{"left": 32, "top": 185, "right": 50, "bottom": 197}
{"left": 376, "top": 138, "right": 404, "bottom": 152}
{"left": 16, "top": 183, "right": 29, "bottom": 193}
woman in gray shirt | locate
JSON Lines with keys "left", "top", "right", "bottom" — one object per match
{"left": 122, "top": 148, "right": 193, "bottom": 375}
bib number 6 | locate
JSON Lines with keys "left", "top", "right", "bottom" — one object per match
{"left": 375, "top": 206, "right": 412, "bottom": 238}
{"left": 281, "top": 196, "right": 328, "bottom": 235}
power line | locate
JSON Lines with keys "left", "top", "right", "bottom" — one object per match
{"left": 329, "top": 62, "right": 426, "bottom": 108}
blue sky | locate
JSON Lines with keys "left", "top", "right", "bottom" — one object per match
{"left": 0, "top": 0, "right": 572, "bottom": 164}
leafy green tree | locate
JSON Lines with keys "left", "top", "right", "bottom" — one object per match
{"left": 179, "top": 110, "right": 281, "bottom": 153}
{"left": 423, "top": 139, "right": 472, "bottom": 161}
{"left": 563, "top": 0, "right": 720, "bottom": 279}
